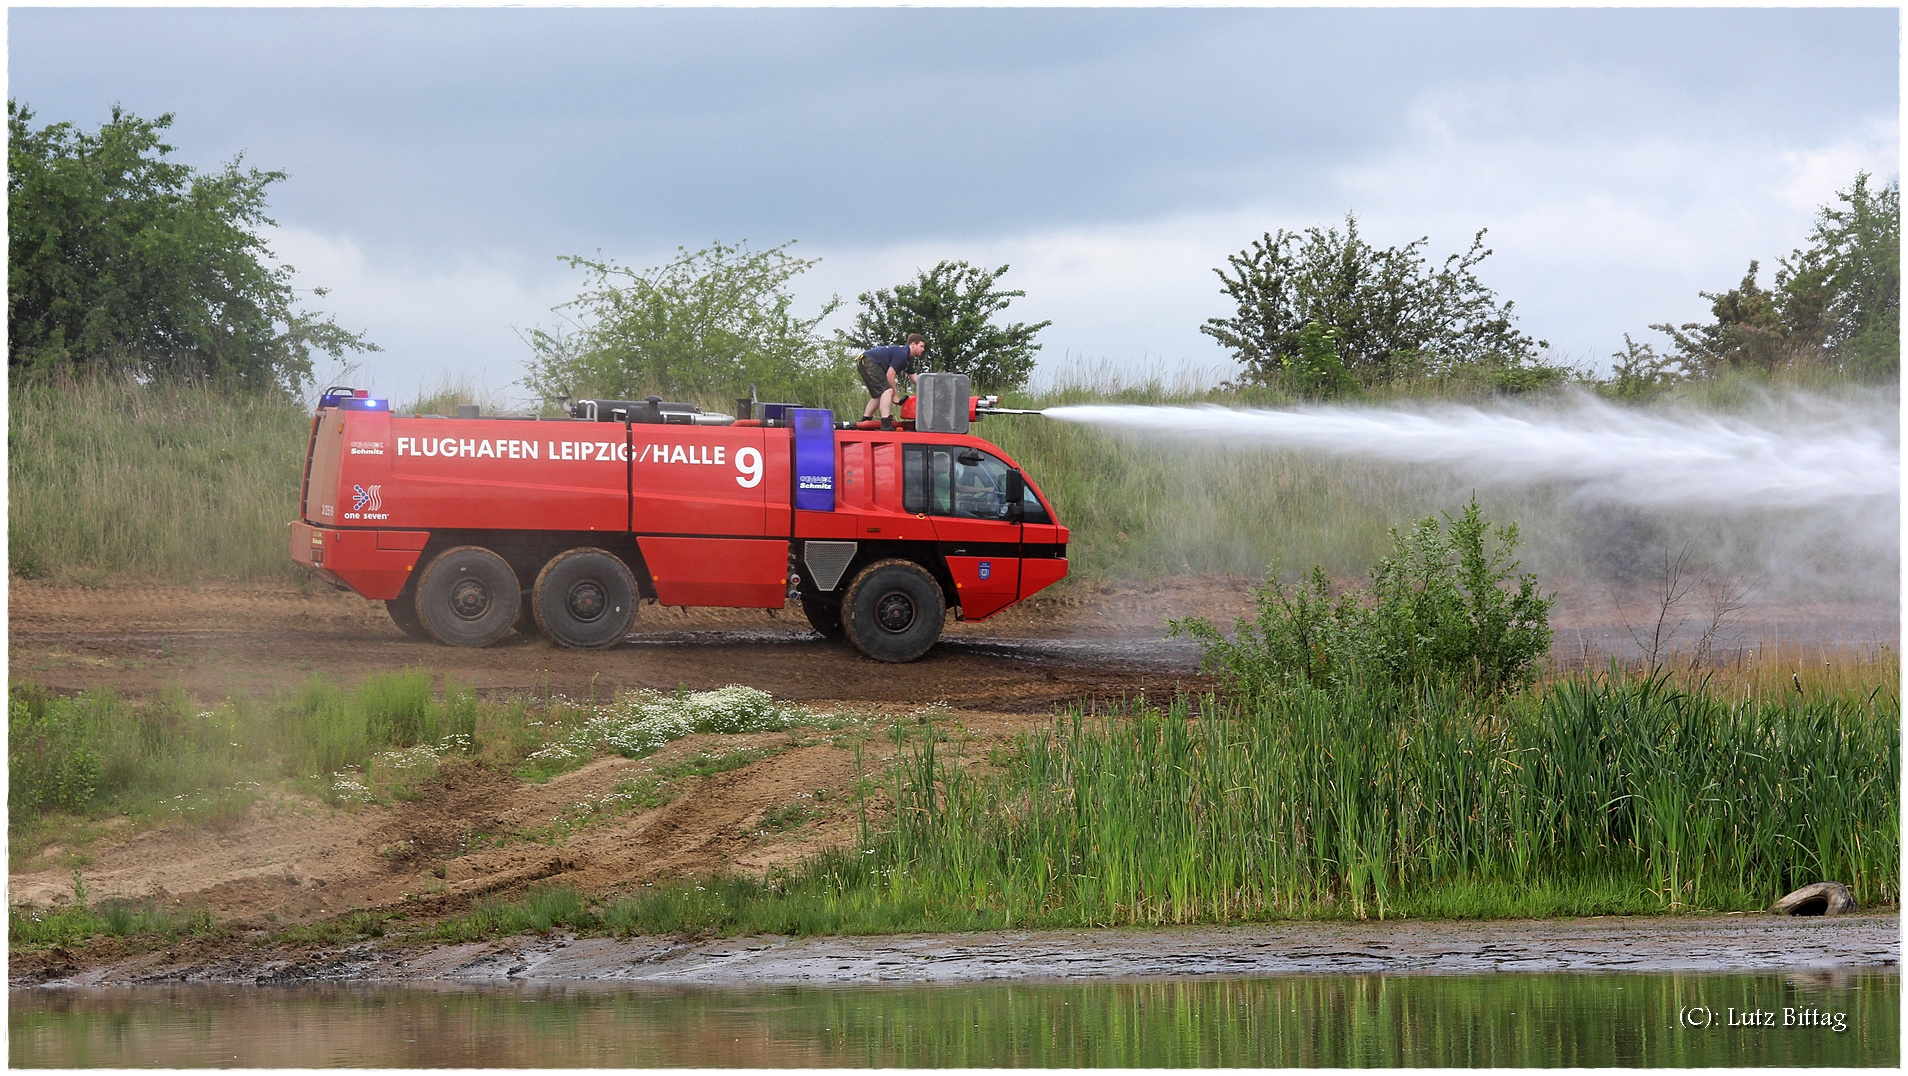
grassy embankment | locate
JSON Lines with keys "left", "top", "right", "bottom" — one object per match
{"left": 8, "top": 673, "right": 865, "bottom": 946}
{"left": 409, "top": 610, "right": 1898, "bottom": 942}
{"left": 11, "top": 648, "right": 1897, "bottom": 948}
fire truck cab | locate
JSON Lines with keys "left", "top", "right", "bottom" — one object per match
{"left": 290, "top": 375, "right": 1067, "bottom": 662}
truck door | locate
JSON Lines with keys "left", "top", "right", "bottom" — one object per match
{"left": 903, "top": 444, "right": 1021, "bottom": 620}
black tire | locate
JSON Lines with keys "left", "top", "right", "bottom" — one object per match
{"left": 800, "top": 592, "right": 846, "bottom": 640}
{"left": 414, "top": 546, "right": 521, "bottom": 647}
{"left": 386, "top": 591, "right": 432, "bottom": 641}
{"left": 841, "top": 559, "right": 945, "bottom": 663}
{"left": 533, "top": 548, "right": 639, "bottom": 649}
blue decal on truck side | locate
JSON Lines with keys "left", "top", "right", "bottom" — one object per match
{"left": 793, "top": 408, "right": 836, "bottom": 512}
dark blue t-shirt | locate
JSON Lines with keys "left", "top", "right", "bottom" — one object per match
{"left": 863, "top": 344, "right": 913, "bottom": 374}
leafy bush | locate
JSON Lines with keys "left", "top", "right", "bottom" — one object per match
{"left": 1201, "top": 213, "right": 1561, "bottom": 391}
{"left": 1282, "top": 321, "right": 1359, "bottom": 400}
{"left": 9, "top": 687, "right": 101, "bottom": 815}
{"left": 520, "top": 241, "right": 848, "bottom": 407}
{"left": 1174, "top": 499, "right": 1552, "bottom": 695}
{"left": 1635, "top": 172, "right": 1899, "bottom": 383}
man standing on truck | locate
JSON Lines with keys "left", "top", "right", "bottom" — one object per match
{"left": 859, "top": 334, "right": 924, "bottom": 430}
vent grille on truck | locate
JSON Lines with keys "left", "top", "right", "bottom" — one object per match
{"left": 802, "top": 541, "right": 858, "bottom": 592}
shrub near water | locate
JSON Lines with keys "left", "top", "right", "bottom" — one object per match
{"left": 1172, "top": 498, "right": 1552, "bottom": 695}
{"left": 846, "top": 675, "right": 1898, "bottom": 925}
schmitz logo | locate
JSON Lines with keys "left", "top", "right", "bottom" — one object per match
{"left": 349, "top": 441, "right": 386, "bottom": 456}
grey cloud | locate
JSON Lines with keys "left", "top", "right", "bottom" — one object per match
{"left": 11, "top": 7, "right": 1894, "bottom": 267}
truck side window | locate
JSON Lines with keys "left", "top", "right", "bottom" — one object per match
{"left": 904, "top": 445, "right": 1014, "bottom": 520}
{"left": 903, "top": 445, "right": 951, "bottom": 514}
{"left": 1020, "top": 479, "right": 1052, "bottom": 524}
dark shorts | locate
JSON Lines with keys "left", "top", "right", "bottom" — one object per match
{"left": 858, "top": 356, "right": 893, "bottom": 396}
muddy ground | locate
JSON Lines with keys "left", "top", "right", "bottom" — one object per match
{"left": 7, "top": 576, "right": 1898, "bottom": 986}
{"left": 23, "top": 912, "right": 1900, "bottom": 987}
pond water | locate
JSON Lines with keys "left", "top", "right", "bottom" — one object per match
{"left": 11, "top": 970, "right": 1896, "bottom": 1068}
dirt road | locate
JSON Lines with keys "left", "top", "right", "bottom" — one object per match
{"left": 8, "top": 578, "right": 1229, "bottom": 709}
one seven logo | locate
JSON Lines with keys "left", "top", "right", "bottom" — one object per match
{"left": 352, "top": 484, "right": 382, "bottom": 512}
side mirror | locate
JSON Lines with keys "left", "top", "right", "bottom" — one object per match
{"left": 1005, "top": 470, "right": 1026, "bottom": 522}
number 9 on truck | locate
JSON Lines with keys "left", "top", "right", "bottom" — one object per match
{"left": 735, "top": 447, "right": 763, "bottom": 488}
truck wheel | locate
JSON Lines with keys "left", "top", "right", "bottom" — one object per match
{"left": 386, "top": 593, "right": 431, "bottom": 641}
{"left": 533, "top": 548, "right": 638, "bottom": 649}
{"left": 841, "top": 559, "right": 944, "bottom": 663}
{"left": 800, "top": 593, "right": 846, "bottom": 640}
{"left": 415, "top": 546, "right": 521, "bottom": 647}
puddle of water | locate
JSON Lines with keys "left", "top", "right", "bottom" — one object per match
{"left": 11, "top": 970, "right": 1896, "bottom": 1068}
{"left": 937, "top": 635, "right": 1201, "bottom": 672}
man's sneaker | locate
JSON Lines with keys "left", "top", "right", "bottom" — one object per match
{"left": 880, "top": 417, "right": 896, "bottom": 431}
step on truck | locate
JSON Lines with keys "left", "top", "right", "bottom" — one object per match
{"left": 290, "top": 373, "right": 1068, "bottom": 662}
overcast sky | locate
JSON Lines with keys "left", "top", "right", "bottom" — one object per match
{"left": 9, "top": 6, "right": 1899, "bottom": 402}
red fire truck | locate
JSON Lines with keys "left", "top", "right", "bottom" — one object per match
{"left": 290, "top": 375, "right": 1067, "bottom": 662}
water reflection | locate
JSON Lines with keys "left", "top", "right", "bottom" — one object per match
{"left": 11, "top": 971, "right": 1897, "bottom": 1068}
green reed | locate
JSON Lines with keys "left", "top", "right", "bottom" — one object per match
{"left": 845, "top": 671, "right": 1898, "bottom": 924}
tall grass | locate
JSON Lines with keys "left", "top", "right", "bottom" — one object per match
{"left": 8, "top": 371, "right": 1898, "bottom": 599}
{"left": 429, "top": 663, "right": 1900, "bottom": 941}
{"left": 841, "top": 672, "right": 1899, "bottom": 924}
{"left": 7, "top": 671, "right": 480, "bottom": 855}
{"left": 8, "top": 375, "right": 313, "bottom": 582}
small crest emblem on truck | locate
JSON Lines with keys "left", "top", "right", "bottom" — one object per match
{"left": 352, "top": 484, "right": 382, "bottom": 512}
{"left": 978, "top": 561, "right": 992, "bottom": 580}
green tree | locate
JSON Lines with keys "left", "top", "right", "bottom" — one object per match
{"left": 521, "top": 241, "right": 844, "bottom": 405}
{"left": 1202, "top": 213, "right": 1558, "bottom": 392}
{"left": 842, "top": 261, "right": 1051, "bottom": 391}
{"left": 1777, "top": 172, "right": 1899, "bottom": 378}
{"left": 1646, "top": 173, "right": 1899, "bottom": 381}
{"left": 1649, "top": 261, "right": 1790, "bottom": 376}
{"left": 8, "top": 101, "right": 375, "bottom": 392}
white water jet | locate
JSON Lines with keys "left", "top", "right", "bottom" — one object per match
{"left": 1045, "top": 394, "right": 1899, "bottom": 513}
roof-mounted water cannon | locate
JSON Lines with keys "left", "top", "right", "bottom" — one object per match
{"left": 973, "top": 395, "right": 1045, "bottom": 418}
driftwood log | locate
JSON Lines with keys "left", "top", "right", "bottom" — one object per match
{"left": 1769, "top": 881, "right": 1856, "bottom": 916}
